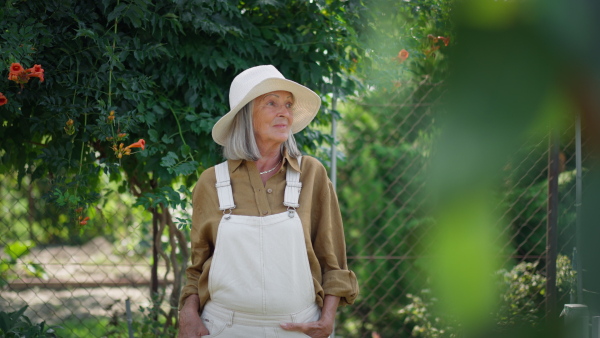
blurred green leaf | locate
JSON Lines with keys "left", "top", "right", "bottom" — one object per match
{"left": 4, "top": 241, "right": 33, "bottom": 260}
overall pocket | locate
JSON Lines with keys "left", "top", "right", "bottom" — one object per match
{"left": 200, "top": 314, "right": 227, "bottom": 337}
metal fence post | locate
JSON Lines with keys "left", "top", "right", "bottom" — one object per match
{"left": 126, "top": 298, "right": 134, "bottom": 338}
{"left": 561, "top": 304, "right": 589, "bottom": 338}
{"left": 546, "top": 129, "right": 559, "bottom": 319}
{"left": 592, "top": 317, "right": 600, "bottom": 338}
{"left": 575, "top": 113, "right": 584, "bottom": 303}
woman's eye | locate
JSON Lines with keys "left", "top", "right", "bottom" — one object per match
{"left": 285, "top": 103, "right": 292, "bottom": 108}
{"left": 266, "top": 101, "right": 275, "bottom": 106}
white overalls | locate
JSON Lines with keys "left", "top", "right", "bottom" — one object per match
{"left": 201, "top": 157, "right": 321, "bottom": 337}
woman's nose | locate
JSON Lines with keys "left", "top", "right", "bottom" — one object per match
{"left": 277, "top": 105, "right": 291, "bottom": 117}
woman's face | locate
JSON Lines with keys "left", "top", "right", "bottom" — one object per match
{"left": 252, "top": 90, "right": 294, "bottom": 148}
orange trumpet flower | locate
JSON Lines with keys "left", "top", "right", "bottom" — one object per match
{"left": 26, "top": 64, "right": 45, "bottom": 83}
{"left": 0, "top": 93, "right": 7, "bottom": 106}
{"left": 397, "top": 49, "right": 409, "bottom": 63}
{"left": 8, "top": 63, "right": 29, "bottom": 85}
{"left": 125, "top": 139, "right": 146, "bottom": 150}
{"left": 27, "top": 72, "right": 44, "bottom": 83}
{"left": 27, "top": 64, "right": 44, "bottom": 73}
{"left": 9, "top": 63, "right": 24, "bottom": 74}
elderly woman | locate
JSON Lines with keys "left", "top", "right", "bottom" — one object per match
{"left": 178, "top": 65, "right": 358, "bottom": 338}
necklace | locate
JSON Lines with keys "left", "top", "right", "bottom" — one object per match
{"left": 259, "top": 158, "right": 282, "bottom": 175}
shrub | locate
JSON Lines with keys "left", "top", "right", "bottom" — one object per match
{"left": 398, "top": 255, "right": 575, "bottom": 336}
{"left": 0, "top": 306, "right": 58, "bottom": 337}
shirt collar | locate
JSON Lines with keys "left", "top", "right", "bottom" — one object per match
{"left": 228, "top": 159, "right": 244, "bottom": 174}
{"left": 227, "top": 149, "right": 302, "bottom": 174}
{"left": 283, "top": 149, "right": 302, "bottom": 173}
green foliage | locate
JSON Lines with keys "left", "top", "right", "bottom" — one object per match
{"left": 398, "top": 290, "right": 457, "bottom": 338}
{"left": 356, "top": 0, "right": 454, "bottom": 88}
{"left": 495, "top": 261, "right": 545, "bottom": 327}
{"left": 134, "top": 185, "right": 190, "bottom": 211}
{"left": 89, "top": 294, "right": 178, "bottom": 337}
{"left": 0, "top": 0, "right": 363, "bottom": 235}
{"left": 495, "top": 255, "right": 576, "bottom": 327}
{"left": 397, "top": 255, "right": 576, "bottom": 337}
{"left": 56, "top": 316, "right": 120, "bottom": 337}
{"left": 0, "top": 306, "right": 58, "bottom": 337}
{"left": 134, "top": 301, "right": 178, "bottom": 338}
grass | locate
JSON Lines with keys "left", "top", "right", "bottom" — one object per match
{"left": 53, "top": 316, "right": 129, "bottom": 338}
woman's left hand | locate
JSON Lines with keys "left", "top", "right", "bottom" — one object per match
{"left": 280, "top": 319, "right": 333, "bottom": 338}
{"left": 281, "top": 295, "right": 340, "bottom": 337}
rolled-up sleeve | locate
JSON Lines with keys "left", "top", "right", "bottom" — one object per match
{"left": 178, "top": 175, "right": 215, "bottom": 311}
{"left": 312, "top": 179, "right": 359, "bottom": 306}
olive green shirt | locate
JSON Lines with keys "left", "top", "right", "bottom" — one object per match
{"left": 179, "top": 152, "right": 358, "bottom": 312}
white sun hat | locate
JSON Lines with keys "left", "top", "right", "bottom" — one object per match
{"left": 211, "top": 65, "right": 321, "bottom": 146}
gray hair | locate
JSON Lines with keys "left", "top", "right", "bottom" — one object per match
{"left": 223, "top": 101, "right": 302, "bottom": 160}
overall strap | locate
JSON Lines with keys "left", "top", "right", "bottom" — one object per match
{"left": 215, "top": 161, "right": 236, "bottom": 211}
{"left": 283, "top": 156, "right": 302, "bottom": 209}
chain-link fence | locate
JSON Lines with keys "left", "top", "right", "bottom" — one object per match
{"left": 334, "top": 78, "right": 581, "bottom": 337}
{"left": 0, "top": 77, "right": 582, "bottom": 337}
{"left": 0, "top": 174, "right": 171, "bottom": 336}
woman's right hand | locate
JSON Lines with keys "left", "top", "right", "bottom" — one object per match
{"left": 178, "top": 310, "right": 209, "bottom": 337}
{"left": 178, "top": 295, "right": 210, "bottom": 337}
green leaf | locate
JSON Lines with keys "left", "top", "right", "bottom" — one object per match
{"left": 107, "top": 3, "right": 128, "bottom": 22}
{"left": 5, "top": 241, "right": 33, "bottom": 260}
{"left": 161, "top": 134, "right": 174, "bottom": 144}
{"left": 148, "top": 129, "right": 159, "bottom": 142}
{"left": 160, "top": 152, "right": 179, "bottom": 168}
{"left": 181, "top": 144, "right": 191, "bottom": 157}
{"left": 171, "top": 161, "right": 198, "bottom": 176}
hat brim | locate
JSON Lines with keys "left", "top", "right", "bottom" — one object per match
{"left": 212, "top": 78, "right": 321, "bottom": 146}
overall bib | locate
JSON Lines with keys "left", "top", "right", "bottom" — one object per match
{"left": 201, "top": 157, "right": 320, "bottom": 337}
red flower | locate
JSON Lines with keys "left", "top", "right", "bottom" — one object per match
{"left": 27, "top": 64, "right": 44, "bottom": 74}
{"left": 0, "top": 93, "right": 7, "bottom": 106}
{"left": 8, "top": 70, "right": 29, "bottom": 84}
{"left": 397, "top": 49, "right": 409, "bottom": 62}
{"left": 125, "top": 139, "right": 146, "bottom": 150}
{"left": 79, "top": 216, "right": 90, "bottom": 226}
{"left": 8, "top": 63, "right": 44, "bottom": 84}
{"left": 27, "top": 65, "right": 45, "bottom": 83}
{"left": 10, "top": 63, "right": 24, "bottom": 74}
{"left": 27, "top": 73, "right": 44, "bottom": 82}
{"left": 8, "top": 63, "right": 31, "bottom": 86}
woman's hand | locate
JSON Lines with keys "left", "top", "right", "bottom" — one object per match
{"left": 280, "top": 295, "right": 340, "bottom": 338}
{"left": 280, "top": 319, "right": 333, "bottom": 338}
{"left": 178, "top": 295, "right": 210, "bottom": 337}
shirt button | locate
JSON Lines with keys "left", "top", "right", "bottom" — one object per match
{"left": 262, "top": 210, "right": 269, "bottom": 215}
{"left": 267, "top": 189, "right": 273, "bottom": 194}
